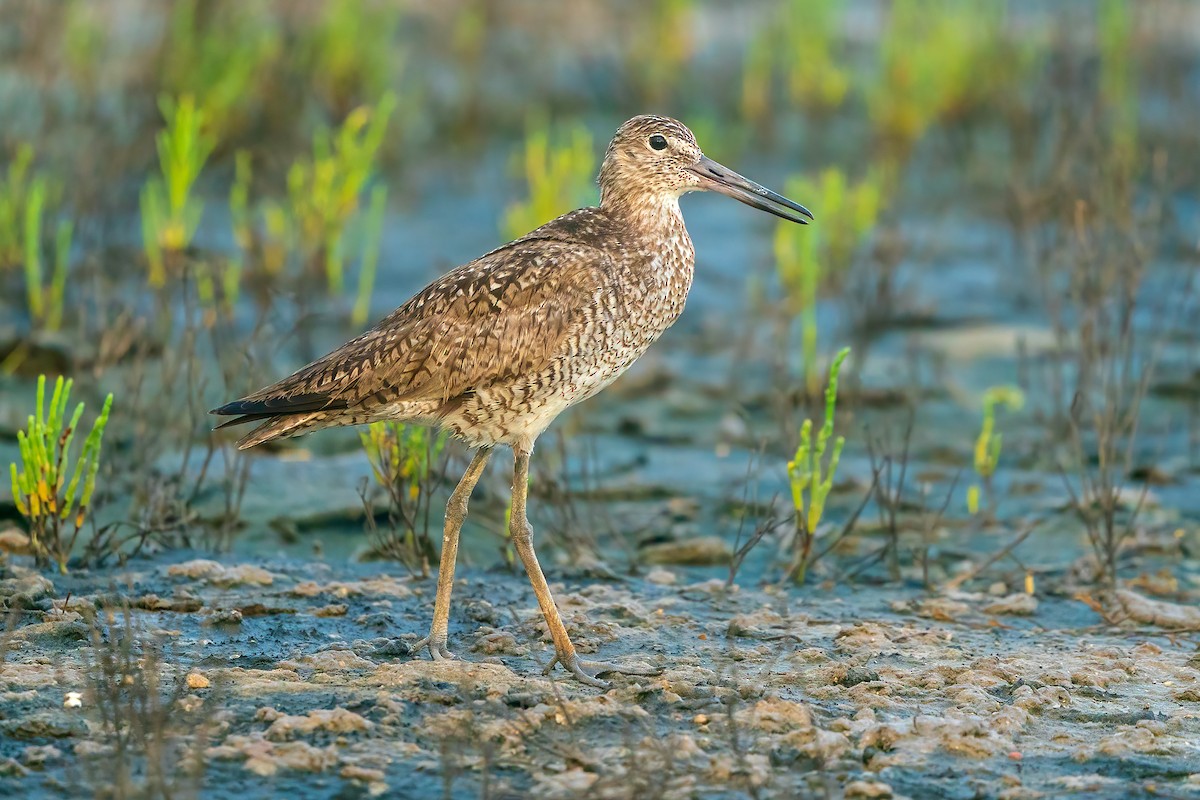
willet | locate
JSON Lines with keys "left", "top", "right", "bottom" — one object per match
{"left": 212, "top": 115, "right": 812, "bottom": 687}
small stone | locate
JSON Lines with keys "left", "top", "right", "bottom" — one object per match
{"left": 533, "top": 767, "right": 599, "bottom": 795}
{"left": 845, "top": 780, "right": 893, "bottom": 799}
{"left": 904, "top": 596, "right": 970, "bottom": 621}
{"left": 0, "top": 574, "right": 54, "bottom": 606}
{"left": 205, "top": 608, "right": 244, "bottom": 626}
{"left": 693, "top": 714, "right": 709, "bottom": 725}
{"left": 166, "top": 560, "right": 275, "bottom": 587}
{"left": 3, "top": 711, "right": 82, "bottom": 739}
{"left": 646, "top": 567, "right": 677, "bottom": 585}
{"left": 178, "top": 694, "right": 205, "bottom": 713}
{"left": 279, "top": 649, "right": 375, "bottom": 672}
{"left": 21, "top": 744, "right": 62, "bottom": 767}
{"left": 0, "top": 527, "right": 32, "bottom": 555}
{"left": 265, "top": 708, "right": 372, "bottom": 741}
{"left": 1113, "top": 590, "right": 1200, "bottom": 630}
{"left": 314, "top": 604, "right": 348, "bottom": 617}
{"left": 984, "top": 594, "right": 1038, "bottom": 616}
{"left": 63, "top": 692, "right": 82, "bottom": 708}
{"left": 187, "top": 672, "right": 211, "bottom": 690}
{"left": 640, "top": 536, "right": 732, "bottom": 566}
{"left": 342, "top": 764, "right": 389, "bottom": 796}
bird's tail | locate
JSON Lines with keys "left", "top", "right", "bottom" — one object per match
{"left": 235, "top": 413, "right": 328, "bottom": 450}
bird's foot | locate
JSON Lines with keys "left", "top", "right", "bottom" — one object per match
{"left": 410, "top": 634, "right": 456, "bottom": 661}
{"left": 544, "top": 652, "right": 661, "bottom": 689}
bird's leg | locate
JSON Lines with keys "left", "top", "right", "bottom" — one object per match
{"left": 509, "top": 447, "right": 660, "bottom": 688}
{"left": 412, "top": 447, "right": 491, "bottom": 660}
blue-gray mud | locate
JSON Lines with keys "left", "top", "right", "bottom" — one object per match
{"left": 2, "top": 554, "right": 1199, "bottom": 799}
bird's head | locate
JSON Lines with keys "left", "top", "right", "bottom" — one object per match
{"left": 599, "top": 114, "right": 813, "bottom": 225}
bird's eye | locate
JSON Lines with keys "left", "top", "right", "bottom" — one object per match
{"left": 648, "top": 134, "right": 668, "bottom": 151}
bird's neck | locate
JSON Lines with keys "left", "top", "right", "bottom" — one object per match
{"left": 601, "top": 191, "right": 690, "bottom": 246}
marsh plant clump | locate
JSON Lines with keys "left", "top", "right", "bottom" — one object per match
{"left": 282, "top": 91, "right": 396, "bottom": 297}
{"left": 359, "top": 421, "right": 451, "bottom": 576}
{"left": 786, "top": 347, "right": 850, "bottom": 585}
{"left": 968, "top": 385, "right": 1025, "bottom": 520}
{"left": 1, "top": 144, "right": 73, "bottom": 333}
{"left": 8, "top": 375, "right": 113, "bottom": 573}
{"left": 141, "top": 94, "right": 216, "bottom": 288}
{"left": 503, "top": 119, "right": 596, "bottom": 241}
{"left": 774, "top": 170, "right": 882, "bottom": 396}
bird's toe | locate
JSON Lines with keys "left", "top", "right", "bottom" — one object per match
{"left": 545, "top": 652, "right": 659, "bottom": 689}
{"left": 410, "top": 634, "right": 457, "bottom": 661}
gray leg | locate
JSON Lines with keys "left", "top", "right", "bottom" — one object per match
{"left": 509, "top": 446, "right": 660, "bottom": 688}
{"left": 412, "top": 447, "right": 491, "bottom": 660}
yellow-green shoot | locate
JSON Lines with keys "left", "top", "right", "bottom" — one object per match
{"left": 287, "top": 91, "right": 395, "bottom": 295}
{"left": 775, "top": 170, "right": 881, "bottom": 396}
{"left": 360, "top": 420, "right": 448, "bottom": 575}
{"left": 502, "top": 119, "right": 595, "bottom": 241}
{"left": 1, "top": 145, "right": 72, "bottom": 331}
{"left": 967, "top": 385, "right": 1024, "bottom": 518}
{"left": 742, "top": 0, "right": 849, "bottom": 123}
{"left": 352, "top": 184, "right": 388, "bottom": 328}
{"left": 9, "top": 375, "right": 113, "bottom": 573}
{"left": 0, "top": 144, "right": 35, "bottom": 271}
{"left": 301, "top": 0, "right": 402, "bottom": 115}
{"left": 626, "top": 0, "right": 694, "bottom": 104}
{"left": 868, "top": 0, "right": 1010, "bottom": 167}
{"left": 1099, "top": 0, "right": 1137, "bottom": 174}
{"left": 196, "top": 149, "right": 253, "bottom": 325}
{"left": 160, "top": 0, "right": 282, "bottom": 139}
{"left": 787, "top": 347, "right": 850, "bottom": 584}
{"left": 140, "top": 95, "right": 216, "bottom": 287}
{"left": 22, "top": 172, "right": 73, "bottom": 332}
{"left": 211, "top": 148, "right": 255, "bottom": 319}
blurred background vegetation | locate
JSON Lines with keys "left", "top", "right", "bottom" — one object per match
{"left": 0, "top": 0, "right": 1198, "bottom": 595}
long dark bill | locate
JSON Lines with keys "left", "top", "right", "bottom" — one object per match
{"left": 688, "top": 155, "right": 814, "bottom": 225}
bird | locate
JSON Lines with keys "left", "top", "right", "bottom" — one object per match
{"left": 211, "top": 115, "right": 812, "bottom": 687}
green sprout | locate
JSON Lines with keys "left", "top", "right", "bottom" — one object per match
{"left": 195, "top": 150, "right": 253, "bottom": 325}
{"left": 9, "top": 375, "right": 113, "bottom": 574}
{"left": 22, "top": 173, "right": 73, "bottom": 332}
{"left": 62, "top": 0, "right": 108, "bottom": 90}
{"left": 787, "top": 347, "right": 850, "bottom": 584}
{"left": 352, "top": 184, "right": 389, "bottom": 328}
{"left": 215, "top": 148, "right": 255, "bottom": 317}
{"left": 0, "top": 144, "right": 35, "bottom": 270}
{"left": 869, "top": 1, "right": 1015, "bottom": 168}
{"left": 502, "top": 119, "right": 595, "bottom": 241}
{"left": 775, "top": 170, "right": 881, "bottom": 396}
{"left": 1, "top": 145, "right": 72, "bottom": 331}
{"left": 1099, "top": 0, "right": 1137, "bottom": 172}
{"left": 626, "top": 0, "right": 694, "bottom": 104}
{"left": 286, "top": 91, "right": 395, "bottom": 295}
{"left": 967, "top": 386, "right": 1024, "bottom": 519}
{"left": 159, "top": 0, "right": 282, "bottom": 140}
{"left": 359, "top": 421, "right": 449, "bottom": 576}
{"left": 140, "top": 94, "right": 216, "bottom": 287}
{"left": 301, "top": 0, "right": 402, "bottom": 116}
{"left": 742, "top": 0, "right": 849, "bottom": 124}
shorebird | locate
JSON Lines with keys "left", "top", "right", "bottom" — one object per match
{"left": 212, "top": 115, "right": 812, "bottom": 687}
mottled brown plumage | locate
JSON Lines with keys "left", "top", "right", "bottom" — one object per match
{"left": 212, "top": 115, "right": 812, "bottom": 687}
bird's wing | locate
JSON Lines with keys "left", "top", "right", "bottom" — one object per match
{"left": 212, "top": 237, "right": 617, "bottom": 420}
